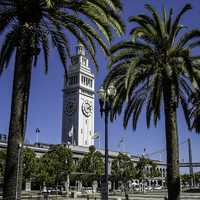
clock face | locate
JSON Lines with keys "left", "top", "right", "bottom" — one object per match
{"left": 82, "top": 100, "right": 92, "bottom": 117}
{"left": 71, "top": 56, "right": 79, "bottom": 65}
{"left": 65, "top": 101, "right": 76, "bottom": 116}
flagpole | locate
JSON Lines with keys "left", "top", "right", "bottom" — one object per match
{"left": 71, "top": 126, "right": 74, "bottom": 145}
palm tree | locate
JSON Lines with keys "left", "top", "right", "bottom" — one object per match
{"left": 104, "top": 4, "right": 200, "bottom": 200}
{"left": 0, "top": 0, "right": 124, "bottom": 199}
{"left": 189, "top": 90, "right": 200, "bottom": 133}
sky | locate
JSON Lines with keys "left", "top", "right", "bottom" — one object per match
{"left": 0, "top": 0, "right": 200, "bottom": 173}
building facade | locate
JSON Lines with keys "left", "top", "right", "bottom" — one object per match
{"left": 0, "top": 141, "right": 167, "bottom": 181}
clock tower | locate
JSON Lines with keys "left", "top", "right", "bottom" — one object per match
{"left": 61, "top": 43, "right": 95, "bottom": 147}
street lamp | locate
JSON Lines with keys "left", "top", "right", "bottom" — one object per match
{"left": 35, "top": 128, "right": 40, "bottom": 144}
{"left": 93, "top": 132, "right": 101, "bottom": 149}
{"left": 97, "top": 84, "right": 116, "bottom": 200}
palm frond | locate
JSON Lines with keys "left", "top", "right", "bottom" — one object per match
{"left": 177, "top": 30, "right": 200, "bottom": 48}
{"left": 41, "top": 32, "right": 49, "bottom": 74}
{"left": 0, "top": 9, "right": 16, "bottom": 34}
{"left": 145, "top": 4, "right": 165, "bottom": 38}
{"left": 166, "top": 8, "right": 173, "bottom": 34}
{"left": 0, "top": 27, "right": 17, "bottom": 74}
{"left": 171, "top": 4, "right": 192, "bottom": 37}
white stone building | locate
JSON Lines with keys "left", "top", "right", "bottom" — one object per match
{"left": 62, "top": 43, "right": 94, "bottom": 147}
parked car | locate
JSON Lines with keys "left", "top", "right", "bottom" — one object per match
{"left": 133, "top": 185, "right": 140, "bottom": 191}
{"left": 82, "top": 187, "right": 93, "bottom": 194}
{"left": 154, "top": 185, "right": 163, "bottom": 190}
{"left": 46, "top": 187, "right": 62, "bottom": 194}
{"left": 144, "top": 186, "right": 153, "bottom": 191}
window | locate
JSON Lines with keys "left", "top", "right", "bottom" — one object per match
{"left": 83, "top": 77, "right": 86, "bottom": 85}
{"left": 82, "top": 57, "right": 87, "bottom": 66}
{"left": 79, "top": 46, "right": 83, "bottom": 54}
{"left": 68, "top": 75, "right": 78, "bottom": 85}
{"left": 81, "top": 76, "right": 93, "bottom": 88}
{"left": 85, "top": 78, "right": 91, "bottom": 87}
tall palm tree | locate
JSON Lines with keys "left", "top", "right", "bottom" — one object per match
{"left": 104, "top": 4, "right": 200, "bottom": 200}
{"left": 0, "top": 0, "right": 124, "bottom": 199}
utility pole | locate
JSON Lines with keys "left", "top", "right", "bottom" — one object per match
{"left": 188, "top": 138, "right": 194, "bottom": 188}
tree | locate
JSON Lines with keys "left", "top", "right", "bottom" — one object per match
{"left": 135, "top": 156, "right": 160, "bottom": 180}
{"left": 148, "top": 162, "right": 161, "bottom": 178}
{"left": 23, "top": 148, "right": 37, "bottom": 181}
{"left": 36, "top": 153, "right": 55, "bottom": 187}
{"left": 135, "top": 156, "right": 149, "bottom": 181}
{"left": 181, "top": 174, "right": 191, "bottom": 187}
{"left": 36, "top": 145, "right": 74, "bottom": 187}
{"left": 111, "top": 153, "right": 136, "bottom": 197}
{"left": 104, "top": 4, "right": 200, "bottom": 200}
{"left": 0, "top": 0, "right": 124, "bottom": 199}
{"left": 0, "top": 150, "right": 6, "bottom": 178}
{"left": 23, "top": 148, "right": 37, "bottom": 191}
{"left": 77, "top": 145, "right": 104, "bottom": 186}
{"left": 48, "top": 145, "right": 74, "bottom": 186}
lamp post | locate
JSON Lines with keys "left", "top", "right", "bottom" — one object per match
{"left": 35, "top": 128, "right": 40, "bottom": 144}
{"left": 97, "top": 84, "right": 116, "bottom": 200}
{"left": 16, "top": 143, "right": 22, "bottom": 200}
{"left": 93, "top": 132, "right": 101, "bottom": 149}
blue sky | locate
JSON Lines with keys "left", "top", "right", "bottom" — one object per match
{"left": 0, "top": 0, "right": 200, "bottom": 172}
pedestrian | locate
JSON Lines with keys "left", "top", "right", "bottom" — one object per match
{"left": 44, "top": 192, "right": 49, "bottom": 200}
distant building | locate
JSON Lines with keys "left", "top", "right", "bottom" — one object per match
{"left": 0, "top": 141, "right": 167, "bottom": 187}
{"left": 0, "top": 134, "right": 7, "bottom": 143}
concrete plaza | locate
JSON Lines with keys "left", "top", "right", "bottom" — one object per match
{"left": 4, "top": 191, "right": 199, "bottom": 200}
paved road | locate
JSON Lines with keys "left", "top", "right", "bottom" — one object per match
{"left": 108, "top": 192, "right": 200, "bottom": 200}
{"left": 3, "top": 191, "right": 199, "bottom": 199}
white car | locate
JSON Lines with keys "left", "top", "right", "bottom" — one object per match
{"left": 154, "top": 185, "right": 163, "bottom": 190}
{"left": 145, "top": 186, "right": 153, "bottom": 191}
{"left": 133, "top": 185, "right": 140, "bottom": 191}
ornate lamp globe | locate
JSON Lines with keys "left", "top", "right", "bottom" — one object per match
{"left": 107, "top": 84, "right": 116, "bottom": 98}
{"left": 97, "top": 87, "right": 106, "bottom": 100}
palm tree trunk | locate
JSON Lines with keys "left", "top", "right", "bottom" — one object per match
{"left": 3, "top": 43, "right": 32, "bottom": 199}
{"left": 163, "top": 82, "right": 180, "bottom": 200}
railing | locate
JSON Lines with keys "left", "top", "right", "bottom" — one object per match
{"left": 180, "top": 163, "right": 200, "bottom": 167}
